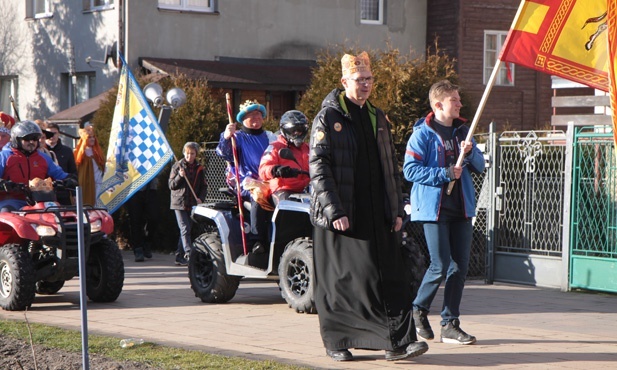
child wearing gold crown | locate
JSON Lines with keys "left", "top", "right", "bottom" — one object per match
{"left": 216, "top": 99, "right": 276, "bottom": 254}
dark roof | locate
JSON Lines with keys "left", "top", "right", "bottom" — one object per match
{"left": 47, "top": 74, "right": 166, "bottom": 126}
{"left": 48, "top": 58, "right": 314, "bottom": 125}
{"left": 47, "top": 91, "right": 110, "bottom": 125}
{"left": 140, "top": 57, "right": 315, "bottom": 91}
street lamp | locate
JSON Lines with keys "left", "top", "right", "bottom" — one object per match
{"left": 143, "top": 82, "right": 187, "bottom": 132}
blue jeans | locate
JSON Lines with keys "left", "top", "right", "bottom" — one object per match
{"left": 249, "top": 197, "right": 270, "bottom": 244}
{"left": 175, "top": 210, "right": 193, "bottom": 255}
{"left": 413, "top": 219, "right": 472, "bottom": 325}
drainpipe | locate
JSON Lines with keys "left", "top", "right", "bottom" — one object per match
{"left": 121, "top": 0, "right": 129, "bottom": 64}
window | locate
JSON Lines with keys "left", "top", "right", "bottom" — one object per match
{"left": 64, "top": 73, "right": 96, "bottom": 107}
{"left": 360, "top": 0, "right": 383, "bottom": 25}
{"left": 0, "top": 77, "right": 18, "bottom": 116}
{"left": 484, "top": 31, "right": 515, "bottom": 86}
{"left": 158, "top": 0, "right": 216, "bottom": 13}
{"left": 32, "top": 0, "right": 52, "bottom": 18}
{"left": 84, "top": 0, "right": 114, "bottom": 12}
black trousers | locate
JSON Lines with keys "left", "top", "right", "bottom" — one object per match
{"left": 127, "top": 189, "right": 159, "bottom": 253}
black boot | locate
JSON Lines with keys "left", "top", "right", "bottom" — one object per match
{"left": 134, "top": 247, "right": 145, "bottom": 262}
{"left": 143, "top": 243, "right": 153, "bottom": 259}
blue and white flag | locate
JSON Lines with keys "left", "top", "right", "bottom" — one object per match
{"left": 97, "top": 53, "right": 173, "bottom": 213}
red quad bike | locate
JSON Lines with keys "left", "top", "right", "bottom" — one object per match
{"left": 0, "top": 179, "right": 124, "bottom": 311}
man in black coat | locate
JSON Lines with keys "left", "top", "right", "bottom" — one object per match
{"left": 309, "top": 52, "right": 428, "bottom": 362}
{"left": 43, "top": 121, "right": 77, "bottom": 205}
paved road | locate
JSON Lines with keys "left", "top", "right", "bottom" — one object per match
{"left": 1, "top": 251, "right": 617, "bottom": 369}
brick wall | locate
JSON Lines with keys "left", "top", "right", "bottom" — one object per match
{"left": 427, "top": 0, "right": 554, "bottom": 133}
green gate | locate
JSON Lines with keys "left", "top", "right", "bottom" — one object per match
{"left": 570, "top": 126, "right": 617, "bottom": 293}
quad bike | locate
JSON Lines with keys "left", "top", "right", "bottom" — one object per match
{"left": 189, "top": 149, "right": 316, "bottom": 313}
{"left": 188, "top": 148, "right": 427, "bottom": 313}
{"left": 0, "top": 178, "right": 124, "bottom": 311}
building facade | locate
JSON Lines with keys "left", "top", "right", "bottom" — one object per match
{"left": 427, "top": 0, "right": 555, "bottom": 132}
{"left": 1, "top": 0, "right": 427, "bottom": 124}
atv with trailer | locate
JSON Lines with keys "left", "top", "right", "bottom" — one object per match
{"left": 187, "top": 148, "right": 427, "bottom": 313}
{"left": 0, "top": 179, "right": 124, "bottom": 311}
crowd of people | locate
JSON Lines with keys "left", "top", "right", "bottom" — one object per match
{"left": 0, "top": 50, "right": 484, "bottom": 362}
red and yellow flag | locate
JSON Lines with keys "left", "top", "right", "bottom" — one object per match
{"left": 500, "top": 0, "right": 609, "bottom": 91}
{"left": 608, "top": 0, "right": 617, "bottom": 145}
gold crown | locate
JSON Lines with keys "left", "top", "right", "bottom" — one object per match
{"left": 341, "top": 51, "right": 371, "bottom": 76}
{"left": 239, "top": 99, "right": 261, "bottom": 111}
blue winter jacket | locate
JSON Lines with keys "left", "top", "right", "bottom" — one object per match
{"left": 216, "top": 128, "right": 276, "bottom": 198}
{"left": 402, "top": 112, "right": 485, "bottom": 221}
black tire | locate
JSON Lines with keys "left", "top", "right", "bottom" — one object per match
{"left": 86, "top": 238, "right": 124, "bottom": 302}
{"left": 401, "top": 223, "right": 428, "bottom": 300}
{"left": 278, "top": 237, "right": 316, "bottom": 314}
{"left": 35, "top": 280, "right": 65, "bottom": 295}
{"left": 0, "top": 244, "right": 36, "bottom": 311}
{"left": 189, "top": 233, "right": 240, "bottom": 303}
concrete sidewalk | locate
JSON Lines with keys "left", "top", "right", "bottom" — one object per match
{"left": 1, "top": 251, "right": 617, "bottom": 369}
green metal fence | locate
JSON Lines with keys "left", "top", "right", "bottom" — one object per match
{"left": 570, "top": 127, "right": 617, "bottom": 293}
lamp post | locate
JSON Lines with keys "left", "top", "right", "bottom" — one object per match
{"left": 143, "top": 82, "right": 187, "bottom": 132}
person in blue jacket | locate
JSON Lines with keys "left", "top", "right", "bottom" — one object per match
{"left": 216, "top": 100, "right": 276, "bottom": 254}
{"left": 403, "top": 80, "right": 485, "bottom": 346}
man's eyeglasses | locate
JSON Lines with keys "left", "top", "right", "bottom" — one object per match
{"left": 21, "top": 134, "right": 41, "bottom": 142}
{"left": 43, "top": 130, "right": 56, "bottom": 139}
{"left": 347, "top": 76, "right": 374, "bottom": 85}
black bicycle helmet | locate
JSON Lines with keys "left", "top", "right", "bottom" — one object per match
{"left": 280, "top": 110, "right": 309, "bottom": 147}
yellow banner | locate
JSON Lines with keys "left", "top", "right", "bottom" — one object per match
{"left": 97, "top": 55, "right": 172, "bottom": 213}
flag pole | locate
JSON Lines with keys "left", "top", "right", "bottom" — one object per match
{"left": 225, "top": 93, "right": 249, "bottom": 256}
{"left": 445, "top": 55, "right": 501, "bottom": 195}
{"left": 446, "top": 0, "right": 527, "bottom": 195}
{"left": 172, "top": 153, "right": 200, "bottom": 202}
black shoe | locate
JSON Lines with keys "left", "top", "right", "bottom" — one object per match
{"left": 385, "top": 347, "right": 408, "bottom": 361}
{"left": 406, "top": 341, "right": 429, "bottom": 358}
{"left": 413, "top": 308, "right": 434, "bottom": 340}
{"left": 441, "top": 319, "right": 476, "bottom": 345}
{"left": 174, "top": 253, "right": 188, "bottom": 266}
{"left": 252, "top": 242, "right": 266, "bottom": 254}
{"left": 325, "top": 349, "right": 353, "bottom": 362}
{"left": 134, "top": 248, "right": 145, "bottom": 262}
{"left": 385, "top": 341, "right": 428, "bottom": 361}
{"left": 143, "top": 248, "right": 153, "bottom": 259}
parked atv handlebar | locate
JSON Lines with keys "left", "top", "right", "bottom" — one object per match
{"left": 276, "top": 148, "right": 309, "bottom": 177}
{"left": 53, "top": 177, "right": 78, "bottom": 191}
{"left": 272, "top": 165, "right": 309, "bottom": 178}
{"left": 0, "top": 180, "right": 26, "bottom": 193}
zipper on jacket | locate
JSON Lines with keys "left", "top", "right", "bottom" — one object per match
{"left": 18, "top": 162, "right": 26, "bottom": 180}
{"left": 453, "top": 130, "right": 470, "bottom": 218}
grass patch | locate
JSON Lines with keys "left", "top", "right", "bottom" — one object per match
{"left": 0, "top": 319, "right": 309, "bottom": 370}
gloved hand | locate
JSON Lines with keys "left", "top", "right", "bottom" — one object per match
{"left": 272, "top": 165, "right": 300, "bottom": 178}
{"left": 61, "top": 177, "right": 78, "bottom": 189}
{"left": 0, "top": 179, "right": 22, "bottom": 192}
